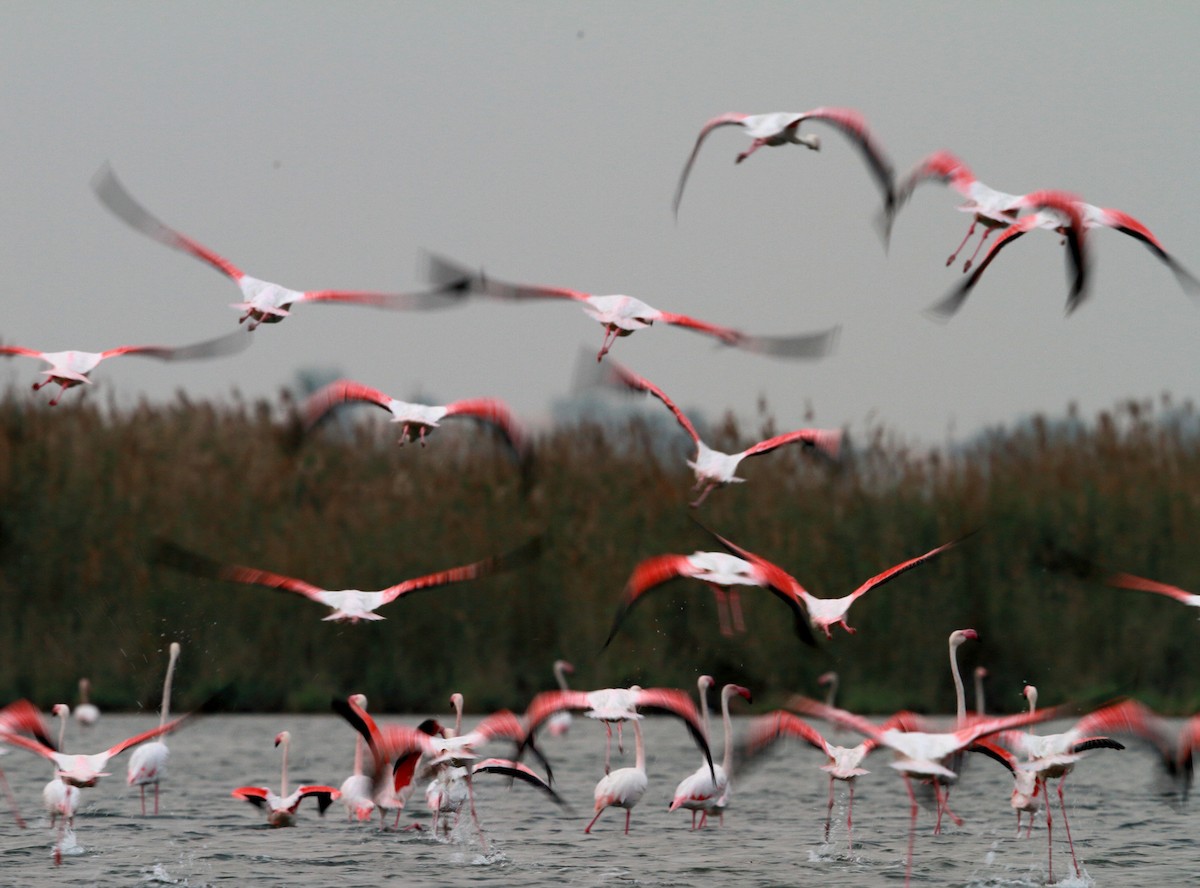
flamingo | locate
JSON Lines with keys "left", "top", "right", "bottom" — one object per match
{"left": 1041, "top": 544, "right": 1200, "bottom": 612}
{"left": 786, "top": 695, "right": 1061, "bottom": 887}
{"left": 72, "top": 678, "right": 100, "bottom": 729}
{"left": 1, "top": 330, "right": 249, "bottom": 407}
{"left": 599, "top": 359, "right": 841, "bottom": 506}
{"left": 672, "top": 107, "right": 897, "bottom": 220}
{"left": 546, "top": 660, "right": 575, "bottom": 738}
{"left": 668, "top": 679, "right": 752, "bottom": 829}
{"left": 994, "top": 690, "right": 1162, "bottom": 882}
{"left": 740, "top": 709, "right": 876, "bottom": 849}
{"left": 585, "top": 716, "right": 647, "bottom": 835}
{"left": 302, "top": 379, "right": 528, "bottom": 465}
{"left": 891, "top": 149, "right": 1199, "bottom": 295}
{"left": 973, "top": 666, "right": 988, "bottom": 717}
{"left": 0, "top": 699, "right": 57, "bottom": 829}
{"left": 92, "top": 165, "right": 466, "bottom": 329}
{"left": 153, "top": 535, "right": 541, "bottom": 623}
{"left": 232, "top": 731, "right": 339, "bottom": 827}
{"left": 423, "top": 253, "right": 842, "bottom": 362}
{"left": 521, "top": 686, "right": 713, "bottom": 777}
{"left": 42, "top": 705, "right": 80, "bottom": 866}
{"left": 606, "top": 524, "right": 970, "bottom": 645}
{"left": 602, "top": 546, "right": 818, "bottom": 647}
{"left": 425, "top": 757, "right": 566, "bottom": 839}
{"left": 338, "top": 694, "right": 377, "bottom": 823}
{"left": 126, "top": 642, "right": 182, "bottom": 815}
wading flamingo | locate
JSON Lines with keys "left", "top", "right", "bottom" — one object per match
{"left": 973, "top": 667, "right": 988, "bottom": 717}
{"left": 73, "top": 679, "right": 100, "bottom": 729}
{"left": 585, "top": 716, "right": 647, "bottom": 835}
{"left": 546, "top": 660, "right": 575, "bottom": 738}
{"left": 599, "top": 360, "right": 841, "bottom": 506}
{"left": 153, "top": 536, "right": 541, "bottom": 623}
{"left": 93, "top": 165, "right": 467, "bottom": 329}
{"left": 338, "top": 694, "right": 377, "bottom": 823}
{"left": 302, "top": 379, "right": 528, "bottom": 465}
{"left": 1, "top": 331, "right": 249, "bottom": 407}
{"left": 669, "top": 679, "right": 752, "bottom": 829}
{"left": 126, "top": 642, "right": 181, "bottom": 815}
{"left": 424, "top": 253, "right": 842, "bottom": 363}
{"left": 520, "top": 686, "right": 713, "bottom": 777}
{"left": 607, "top": 525, "right": 969, "bottom": 645}
{"left": 672, "top": 107, "right": 896, "bottom": 220}
{"left": 787, "top": 695, "right": 1061, "bottom": 887}
{"left": 232, "top": 731, "right": 339, "bottom": 827}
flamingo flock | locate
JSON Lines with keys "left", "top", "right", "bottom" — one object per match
{"left": 0, "top": 66, "right": 1197, "bottom": 888}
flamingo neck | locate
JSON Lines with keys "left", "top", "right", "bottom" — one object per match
{"left": 950, "top": 641, "right": 966, "bottom": 724}
{"left": 553, "top": 663, "right": 570, "bottom": 691}
{"left": 79, "top": 680, "right": 90, "bottom": 706}
{"left": 279, "top": 738, "right": 289, "bottom": 798}
{"left": 633, "top": 717, "right": 645, "bottom": 772}
{"left": 160, "top": 644, "right": 180, "bottom": 730}
{"left": 823, "top": 675, "right": 839, "bottom": 708}
{"left": 452, "top": 695, "right": 463, "bottom": 737}
{"left": 353, "top": 734, "right": 364, "bottom": 776}
{"left": 973, "top": 670, "right": 985, "bottom": 717}
{"left": 720, "top": 687, "right": 737, "bottom": 776}
{"left": 56, "top": 706, "right": 68, "bottom": 751}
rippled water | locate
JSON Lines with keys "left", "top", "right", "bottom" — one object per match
{"left": 0, "top": 713, "right": 1194, "bottom": 886}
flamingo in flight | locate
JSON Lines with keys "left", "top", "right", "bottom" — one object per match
{"left": 232, "top": 731, "right": 339, "bottom": 827}
{"left": 599, "top": 359, "right": 841, "bottom": 506}
{"left": 1039, "top": 543, "right": 1200, "bottom": 612}
{"left": 302, "top": 378, "right": 528, "bottom": 465}
{"left": 92, "top": 165, "right": 467, "bottom": 330}
{"left": 521, "top": 686, "right": 714, "bottom": 778}
{"left": 669, "top": 678, "right": 752, "bottom": 829}
{"left": 1, "top": 330, "right": 250, "bottom": 406}
{"left": 424, "top": 252, "right": 842, "bottom": 362}
{"left": 606, "top": 524, "right": 969, "bottom": 647}
{"left": 672, "top": 107, "right": 897, "bottom": 220}
{"left": 42, "top": 705, "right": 80, "bottom": 865}
{"left": 740, "top": 709, "right": 877, "bottom": 850}
{"left": 153, "top": 535, "right": 541, "bottom": 623}
{"left": 787, "top": 694, "right": 1062, "bottom": 887}
{"left": 0, "top": 699, "right": 58, "bottom": 829}
{"left": 891, "top": 149, "right": 1200, "bottom": 297}
{"left": 126, "top": 642, "right": 182, "bottom": 815}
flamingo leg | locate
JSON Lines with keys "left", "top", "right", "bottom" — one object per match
{"left": 139, "top": 785, "right": 147, "bottom": 816}
{"left": 1042, "top": 778, "right": 1055, "bottom": 884}
{"left": 398, "top": 423, "right": 410, "bottom": 445}
{"left": 902, "top": 774, "right": 919, "bottom": 888}
{"left": 418, "top": 426, "right": 428, "bottom": 447}
{"left": 847, "top": 780, "right": 855, "bottom": 853}
{"left": 824, "top": 775, "right": 835, "bottom": 842}
{"left": 604, "top": 723, "right": 613, "bottom": 774}
{"left": 597, "top": 325, "right": 620, "bottom": 361}
{"left": 617, "top": 720, "right": 625, "bottom": 756}
{"left": 962, "top": 226, "right": 994, "bottom": 272}
{"left": 728, "top": 587, "right": 745, "bottom": 634}
{"left": 946, "top": 221, "right": 978, "bottom": 267}
{"left": 154, "top": 781, "right": 160, "bottom": 815}
{"left": 584, "top": 807, "right": 604, "bottom": 834}
{"left": 690, "top": 809, "right": 698, "bottom": 830}
{"left": 736, "top": 138, "right": 767, "bottom": 163}
{"left": 698, "top": 810, "right": 708, "bottom": 829}
{"left": 624, "top": 808, "right": 632, "bottom": 835}
{"left": 711, "top": 586, "right": 732, "bottom": 637}
{"left": 689, "top": 481, "right": 716, "bottom": 508}
{"left": 466, "top": 772, "right": 489, "bottom": 853}
{"left": 32, "top": 378, "right": 49, "bottom": 391}
{"left": 0, "top": 769, "right": 26, "bottom": 829}
{"left": 1056, "top": 777, "right": 1081, "bottom": 878}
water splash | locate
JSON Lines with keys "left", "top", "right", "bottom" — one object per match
{"left": 141, "top": 863, "right": 181, "bottom": 884}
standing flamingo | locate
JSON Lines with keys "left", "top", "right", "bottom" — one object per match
{"left": 973, "top": 667, "right": 988, "bottom": 717}
{"left": 338, "top": 694, "right": 378, "bottom": 823}
{"left": 1, "top": 331, "right": 251, "bottom": 407}
{"left": 72, "top": 678, "right": 100, "bottom": 729}
{"left": 585, "top": 716, "right": 647, "bottom": 835}
{"left": 787, "top": 695, "right": 1061, "bottom": 887}
{"left": 126, "top": 642, "right": 182, "bottom": 815}
{"left": 302, "top": 378, "right": 528, "bottom": 465}
{"left": 423, "top": 253, "right": 842, "bottom": 362}
{"left": 672, "top": 107, "right": 896, "bottom": 220}
{"left": 669, "top": 678, "right": 752, "bottom": 829}
{"left": 153, "top": 535, "right": 540, "bottom": 623}
{"left": 546, "top": 660, "right": 576, "bottom": 738}
{"left": 599, "top": 360, "right": 841, "bottom": 506}
{"left": 232, "top": 731, "right": 339, "bottom": 827}
{"left": 42, "top": 705, "right": 80, "bottom": 866}
{"left": 521, "top": 686, "right": 713, "bottom": 777}
{"left": 92, "top": 165, "right": 466, "bottom": 329}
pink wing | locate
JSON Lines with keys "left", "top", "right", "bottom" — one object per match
{"left": 296, "top": 786, "right": 340, "bottom": 814}
{"left": 1090, "top": 206, "right": 1200, "bottom": 294}
{"left": 673, "top": 113, "right": 751, "bottom": 215}
{"left": 740, "top": 427, "right": 842, "bottom": 460}
{"left": 524, "top": 690, "right": 595, "bottom": 734}
{"left": 379, "top": 536, "right": 541, "bottom": 606}
{"left": 658, "top": 312, "right": 842, "bottom": 359}
{"left": 925, "top": 213, "right": 1042, "bottom": 320}
{"left": 302, "top": 379, "right": 393, "bottom": 429}
{"left": 847, "top": 532, "right": 973, "bottom": 601}
{"left": 1021, "top": 190, "right": 1090, "bottom": 314}
{"left": 0, "top": 731, "right": 59, "bottom": 765}
{"left": 602, "top": 553, "right": 704, "bottom": 649}
{"left": 98, "top": 330, "right": 251, "bottom": 363}
{"left": 92, "top": 164, "right": 246, "bottom": 281}
{"left": 103, "top": 714, "right": 189, "bottom": 759}
{"left": 442, "top": 397, "right": 528, "bottom": 457}
{"left": 1105, "top": 570, "right": 1200, "bottom": 605}
{"left": 154, "top": 540, "right": 327, "bottom": 603}
{"left": 785, "top": 696, "right": 885, "bottom": 741}
{"left": 464, "top": 710, "right": 527, "bottom": 745}
{"left": 0, "top": 699, "right": 54, "bottom": 747}
{"left": 796, "top": 106, "right": 896, "bottom": 216}
{"left": 744, "top": 710, "right": 833, "bottom": 757}
{"left": 231, "top": 786, "right": 271, "bottom": 808}
{"left": 0, "top": 346, "right": 44, "bottom": 360}
{"left": 601, "top": 360, "right": 701, "bottom": 444}
{"left": 297, "top": 288, "right": 464, "bottom": 311}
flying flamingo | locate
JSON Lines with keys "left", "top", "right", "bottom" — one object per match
{"left": 585, "top": 716, "right": 647, "bottom": 835}
{"left": 1041, "top": 545, "right": 1200, "bottom": 612}
{"left": 1, "top": 330, "right": 249, "bottom": 407}
{"left": 423, "top": 253, "right": 842, "bottom": 362}
{"left": 786, "top": 695, "right": 1061, "bottom": 887}
{"left": 126, "top": 642, "right": 182, "bottom": 815}
{"left": 232, "top": 731, "right": 339, "bottom": 827}
{"left": 669, "top": 678, "right": 752, "bottom": 829}
{"left": 520, "top": 686, "right": 713, "bottom": 777}
{"left": 0, "top": 699, "right": 57, "bottom": 829}
{"left": 602, "top": 545, "right": 818, "bottom": 647}
{"left": 600, "top": 359, "right": 841, "bottom": 506}
{"left": 153, "top": 535, "right": 540, "bottom": 623}
{"left": 546, "top": 660, "right": 576, "bottom": 738}
{"left": 672, "top": 107, "right": 897, "bottom": 220}
{"left": 607, "top": 524, "right": 969, "bottom": 645}
{"left": 890, "top": 149, "right": 1200, "bottom": 295}
{"left": 42, "top": 705, "right": 80, "bottom": 866}
{"left": 92, "top": 165, "right": 467, "bottom": 329}
{"left": 73, "top": 678, "right": 100, "bottom": 729}
{"left": 740, "top": 709, "right": 876, "bottom": 849}
{"left": 302, "top": 379, "right": 529, "bottom": 464}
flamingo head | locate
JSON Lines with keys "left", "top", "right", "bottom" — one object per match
{"left": 726, "top": 684, "right": 753, "bottom": 704}
{"left": 698, "top": 675, "right": 715, "bottom": 693}
{"left": 51, "top": 703, "right": 70, "bottom": 718}
{"left": 949, "top": 628, "right": 978, "bottom": 649}
{"left": 350, "top": 693, "right": 368, "bottom": 709}
{"left": 975, "top": 666, "right": 988, "bottom": 679}
{"left": 274, "top": 731, "right": 290, "bottom": 748}
{"left": 817, "top": 671, "right": 838, "bottom": 687}
{"left": 415, "top": 718, "right": 445, "bottom": 738}
{"left": 1023, "top": 685, "right": 1038, "bottom": 709}
{"left": 554, "top": 659, "right": 574, "bottom": 675}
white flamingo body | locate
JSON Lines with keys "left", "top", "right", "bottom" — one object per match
{"left": 73, "top": 678, "right": 99, "bottom": 728}
{"left": 126, "top": 642, "right": 182, "bottom": 815}
{"left": 6, "top": 719, "right": 185, "bottom": 788}
{"left": 232, "top": 731, "right": 338, "bottom": 828}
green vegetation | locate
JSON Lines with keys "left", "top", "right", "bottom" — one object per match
{"left": 2, "top": 389, "right": 1198, "bottom": 716}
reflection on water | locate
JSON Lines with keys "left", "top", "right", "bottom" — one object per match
{"left": 0, "top": 713, "right": 1193, "bottom": 886}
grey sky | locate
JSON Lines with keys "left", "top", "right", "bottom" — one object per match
{"left": 2, "top": 2, "right": 1197, "bottom": 445}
